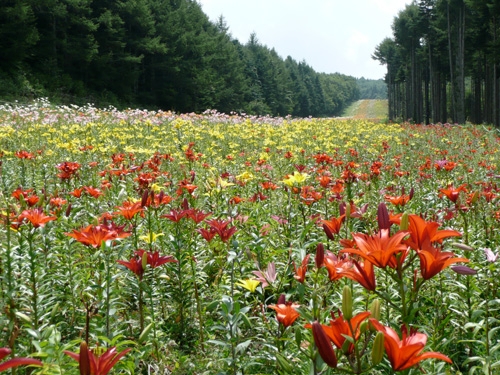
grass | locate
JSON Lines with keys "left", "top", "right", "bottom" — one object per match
{"left": 342, "top": 99, "right": 388, "bottom": 120}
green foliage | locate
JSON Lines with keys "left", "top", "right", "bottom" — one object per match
{"left": 356, "top": 78, "right": 387, "bottom": 100}
{"left": 0, "top": 0, "right": 358, "bottom": 116}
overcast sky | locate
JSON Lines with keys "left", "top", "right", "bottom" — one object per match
{"left": 197, "top": 0, "right": 412, "bottom": 80}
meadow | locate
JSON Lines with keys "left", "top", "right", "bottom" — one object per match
{"left": 0, "top": 99, "right": 499, "bottom": 374}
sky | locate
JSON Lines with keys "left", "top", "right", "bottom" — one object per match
{"left": 197, "top": 0, "right": 412, "bottom": 80}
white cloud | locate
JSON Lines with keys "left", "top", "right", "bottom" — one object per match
{"left": 345, "top": 30, "right": 369, "bottom": 62}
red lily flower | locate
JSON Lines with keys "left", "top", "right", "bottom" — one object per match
{"left": 136, "top": 249, "right": 177, "bottom": 268}
{"left": 56, "top": 161, "right": 81, "bottom": 180}
{"left": 293, "top": 254, "right": 310, "bottom": 283}
{"left": 268, "top": 301, "right": 300, "bottom": 327}
{"left": 18, "top": 208, "right": 56, "bottom": 228}
{"left": 64, "top": 341, "right": 131, "bottom": 375}
{"left": 197, "top": 227, "right": 218, "bottom": 242}
{"left": 205, "top": 219, "right": 237, "bottom": 243}
{"left": 340, "top": 229, "right": 409, "bottom": 269}
{"left": 117, "top": 257, "right": 144, "bottom": 279}
{"left": 0, "top": 347, "right": 42, "bottom": 372}
{"left": 369, "top": 319, "right": 452, "bottom": 371}
{"left": 162, "top": 209, "right": 189, "bottom": 222}
{"left": 185, "top": 209, "right": 212, "bottom": 224}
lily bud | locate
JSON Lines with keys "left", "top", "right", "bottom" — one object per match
{"left": 315, "top": 243, "right": 324, "bottom": 269}
{"left": 312, "top": 321, "right": 337, "bottom": 368}
{"left": 277, "top": 294, "right": 286, "bottom": 305}
{"left": 342, "top": 285, "right": 353, "bottom": 321}
{"left": 371, "top": 332, "right": 385, "bottom": 365}
{"left": 142, "top": 251, "right": 148, "bottom": 270}
{"left": 369, "top": 301, "right": 381, "bottom": 332}
{"left": 79, "top": 341, "right": 91, "bottom": 375}
{"left": 370, "top": 299, "right": 381, "bottom": 321}
{"left": 400, "top": 212, "right": 409, "bottom": 231}
{"left": 359, "top": 321, "right": 368, "bottom": 335}
{"left": 451, "top": 243, "right": 474, "bottom": 252}
{"left": 294, "top": 326, "right": 302, "bottom": 348}
{"left": 65, "top": 203, "right": 72, "bottom": 217}
{"left": 345, "top": 202, "right": 351, "bottom": 218}
{"left": 141, "top": 189, "right": 149, "bottom": 207}
{"left": 138, "top": 322, "right": 154, "bottom": 343}
{"left": 469, "top": 191, "right": 479, "bottom": 205}
{"left": 377, "top": 203, "right": 390, "bottom": 230}
{"left": 339, "top": 202, "right": 346, "bottom": 216}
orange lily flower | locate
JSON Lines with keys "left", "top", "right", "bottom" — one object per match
{"left": 340, "top": 229, "right": 409, "bottom": 269}
{"left": 307, "top": 310, "right": 371, "bottom": 354}
{"left": 343, "top": 259, "right": 376, "bottom": 291}
{"left": 384, "top": 194, "right": 411, "bottom": 207}
{"left": 369, "top": 319, "right": 452, "bottom": 371}
{"left": 113, "top": 201, "right": 144, "bottom": 220}
{"left": 268, "top": 301, "right": 300, "bottom": 327}
{"left": 417, "top": 244, "right": 469, "bottom": 280}
{"left": 293, "top": 254, "right": 310, "bottom": 283}
{"left": 322, "top": 215, "right": 345, "bottom": 241}
{"left": 404, "top": 214, "right": 461, "bottom": 251}
{"left": 18, "top": 208, "right": 56, "bottom": 228}
{"left": 323, "top": 252, "right": 351, "bottom": 282}
{"left": 439, "top": 184, "right": 467, "bottom": 204}
{"left": 66, "top": 224, "right": 130, "bottom": 248}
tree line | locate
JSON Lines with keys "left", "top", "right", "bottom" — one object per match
{"left": 0, "top": 0, "right": 367, "bottom": 116}
{"left": 373, "top": 0, "right": 500, "bottom": 125}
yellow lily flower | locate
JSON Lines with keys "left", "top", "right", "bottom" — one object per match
{"left": 235, "top": 279, "right": 260, "bottom": 293}
{"left": 139, "top": 232, "right": 164, "bottom": 244}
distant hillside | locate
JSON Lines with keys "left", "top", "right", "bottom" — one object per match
{"left": 357, "top": 78, "right": 387, "bottom": 100}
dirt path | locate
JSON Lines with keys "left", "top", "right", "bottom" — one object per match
{"left": 340, "top": 99, "right": 388, "bottom": 120}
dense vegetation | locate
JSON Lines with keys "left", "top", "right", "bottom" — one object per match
{"left": 0, "top": 102, "right": 499, "bottom": 374}
{"left": 0, "top": 0, "right": 368, "bottom": 116}
{"left": 373, "top": 0, "right": 500, "bottom": 125}
{"left": 356, "top": 78, "right": 387, "bottom": 100}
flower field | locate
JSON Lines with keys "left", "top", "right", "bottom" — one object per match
{"left": 0, "top": 100, "right": 499, "bottom": 374}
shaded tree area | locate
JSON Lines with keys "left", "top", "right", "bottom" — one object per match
{"left": 0, "top": 0, "right": 359, "bottom": 116}
{"left": 356, "top": 78, "right": 388, "bottom": 99}
{"left": 373, "top": 0, "right": 500, "bottom": 125}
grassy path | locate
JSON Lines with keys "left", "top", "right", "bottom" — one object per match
{"left": 341, "top": 99, "right": 388, "bottom": 120}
